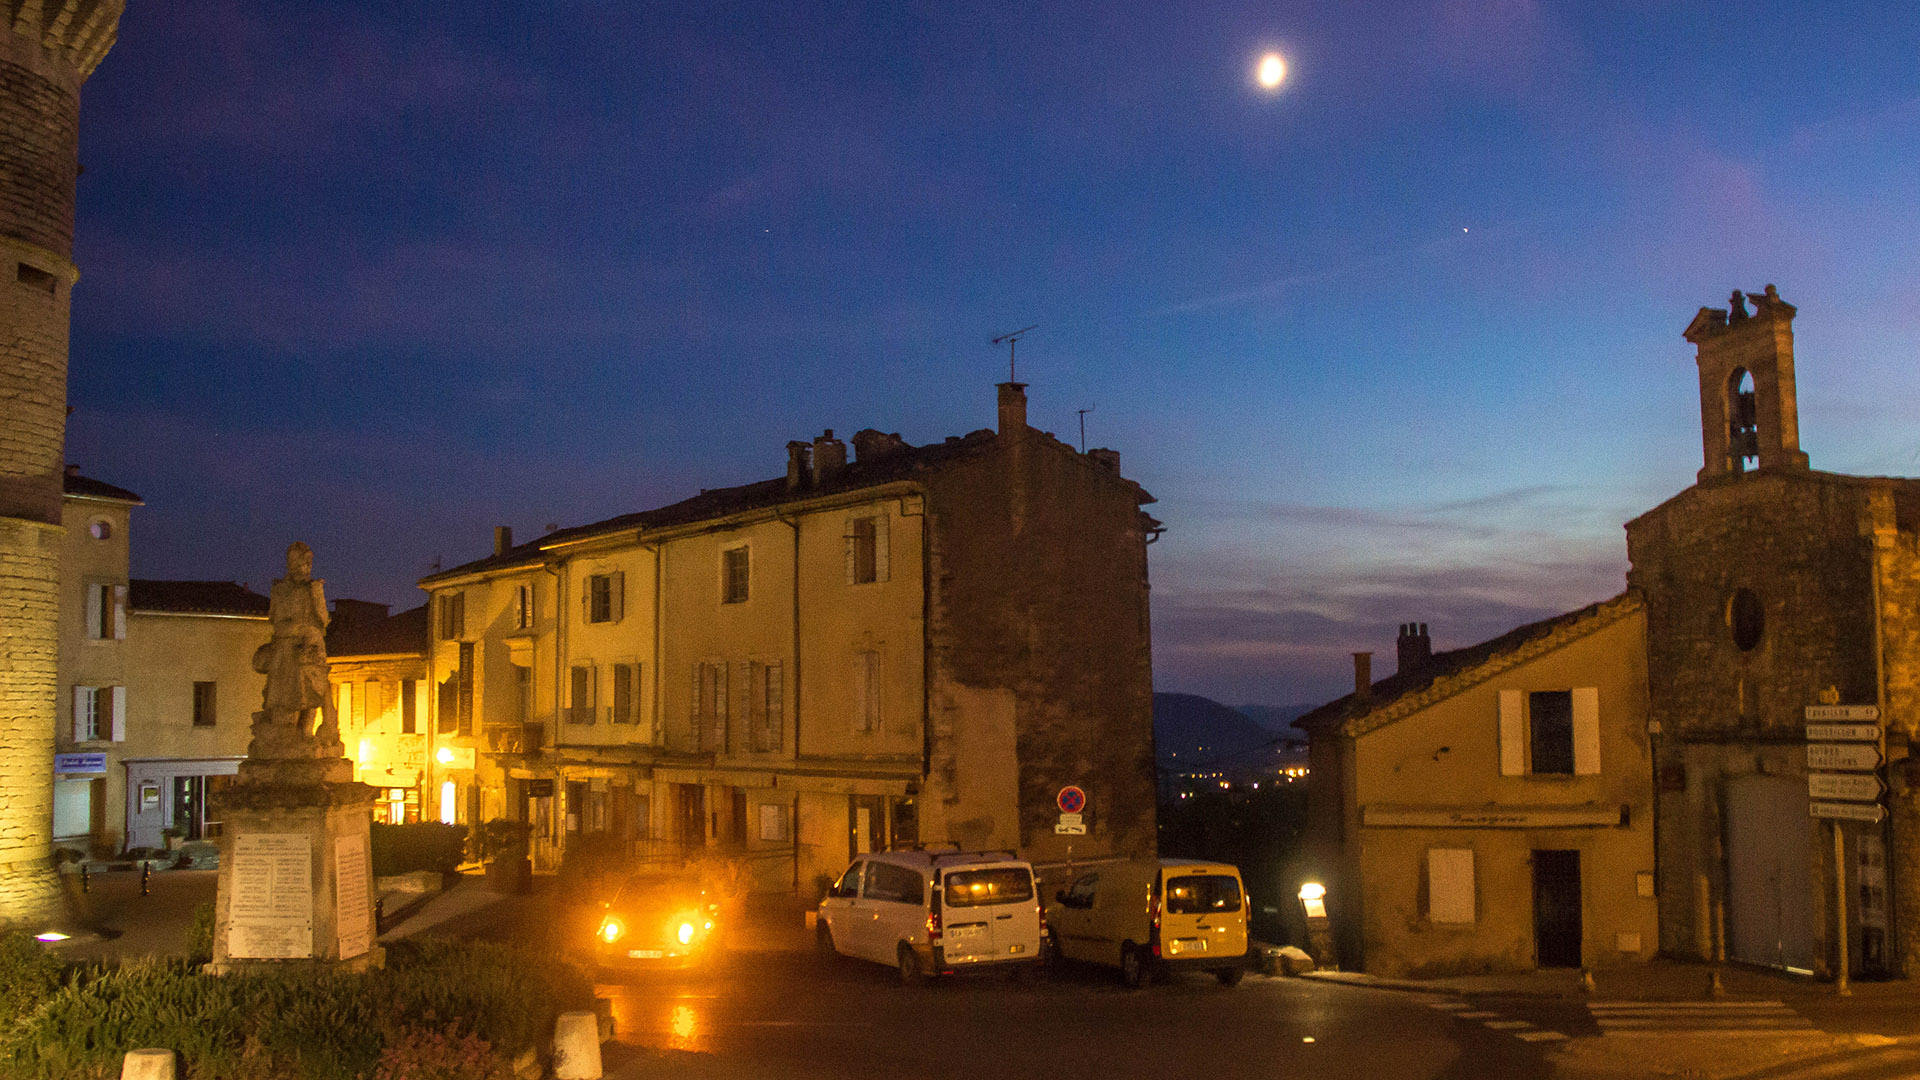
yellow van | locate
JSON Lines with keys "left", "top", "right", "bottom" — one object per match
{"left": 1044, "top": 859, "right": 1249, "bottom": 987}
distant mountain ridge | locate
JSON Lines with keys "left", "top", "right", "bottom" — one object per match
{"left": 1152, "top": 693, "right": 1281, "bottom": 768}
{"left": 1234, "top": 703, "right": 1316, "bottom": 735}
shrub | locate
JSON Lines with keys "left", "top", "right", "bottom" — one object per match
{"left": 0, "top": 931, "right": 63, "bottom": 1032}
{"left": 370, "top": 823, "right": 468, "bottom": 877}
{"left": 372, "top": 1021, "right": 505, "bottom": 1080}
{"left": 185, "top": 902, "right": 215, "bottom": 966}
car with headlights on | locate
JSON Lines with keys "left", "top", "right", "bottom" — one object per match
{"left": 593, "top": 871, "right": 721, "bottom": 973}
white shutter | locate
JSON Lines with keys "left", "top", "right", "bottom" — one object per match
{"left": 1498, "top": 689, "right": 1525, "bottom": 776}
{"left": 1428, "top": 848, "right": 1475, "bottom": 923}
{"left": 109, "top": 686, "right": 127, "bottom": 742}
{"left": 1572, "top": 686, "right": 1601, "bottom": 775}
{"left": 611, "top": 571, "right": 625, "bottom": 623}
{"left": 72, "top": 686, "right": 87, "bottom": 741}
{"left": 874, "top": 514, "right": 890, "bottom": 583}
{"left": 111, "top": 584, "right": 128, "bottom": 639}
{"left": 84, "top": 584, "right": 102, "bottom": 639}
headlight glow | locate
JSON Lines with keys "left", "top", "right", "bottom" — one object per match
{"left": 599, "top": 918, "right": 623, "bottom": 944}
{"left": 677, "top": 922, "right": 695, "bottom": 945}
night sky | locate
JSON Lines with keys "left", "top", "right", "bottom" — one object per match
{"left": 62, "top": 1, "right": 1920, "bottom": 707}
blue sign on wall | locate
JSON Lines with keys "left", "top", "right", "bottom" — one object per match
{"left": 54, "top": 753, "right": 107, "bottom": 774}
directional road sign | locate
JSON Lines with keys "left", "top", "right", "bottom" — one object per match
{"left": 1806, "top": 743, "right": 1883, "bottom": 771}
{"left": 1812, "top": 801, "right": 1886, "bottom": 823}
{"left": 1806, "top": 723, "right": 1880, "bottom": 743}
{"left": 1808, "top": 773, "right": 1885, "bottom": 802}
{"left": 1806, "top": 705, "right": 1879, "bottom": 721}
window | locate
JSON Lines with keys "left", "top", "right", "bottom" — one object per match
{"left": 942, "top": 867, "right": 1034, "bottom": 908}
{"left": 88, "top": 519, "right": 111, "bottom": 541}
{"left": 585, "top": 572, "right": 623, "bottom": 624}
{"left": 846, "top": 515, "right": 889, "bottom": 585}
{"left": 85, "top": 582, "right": 126, "bottom": 640}
{"left": 438, "top": 676, "right": 458, "bottom": 735}
{"left": 71, "top": 685, "right": 124, "bottom": 742}
{"left": 570, "top": 665, "right": 596, "bottom": 724}
{"left": 191, "top": 681, "right": 217, "bottom": 727}
{"left": 758, "top": 803, "right": 788, "bottom": 842}
{"left": 749, "top": 661, "right": 783, "bottom": 752}
{"left": 1165, "top": 875, "right": 1243, "bottom": 914}
{"left": 1498, "top": 688, "right": 1600, "bottom": 777}
{"left": 438, "top": 592, "right": 465, "bottom": 640}
{"left": 1728, "top": 588, "right": 1764, "bottom": 651}
{"left": 16, "top": 260, "right": 56, "bottom": 293}
{"left": 693, "top": 662, "right": 729, "bottom": 751}
{"left": 721, "top": 547, "right": 749, "bottom": 604}
{"left": 515, "top": 582, "right": 534, "bottom": 630}
{"left": 457, "top": 642, "right": 474, "bottom": 736}
{"left": 1428, "top": 848, "right": 1476, "bottom": 924}
{"left": 830, "top": 862, "right": 864, "bottom": 899}
{"left": 854, "top": 651, "right": 880, "bottom": 733}
{"left": 611, "top": 663, "right": 639, "bottom": 724}
{"left": 514, "top": 664, "right": 533, "bottom": 724}
{"left": 401, "top": 678, "right": 417, "bottom": 734}
{"left": 865, "top": 862, "right": 925, "bottom": 905}
{"left": 1060, "top": 873, "right": 1100, "bottom": 910}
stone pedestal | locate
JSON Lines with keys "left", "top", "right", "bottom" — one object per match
{"left": 207, "top": 756, "right": 382, "bottom": 974}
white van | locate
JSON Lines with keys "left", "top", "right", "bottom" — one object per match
{"left": 1044, "top": 858, "right": 1250, "bottom": 987}
{"left": 816, "top": 848, "right": 1044, "bottom": 983}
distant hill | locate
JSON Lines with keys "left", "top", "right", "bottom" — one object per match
{"left": 1234, "top": 703, "right": 1316, "bottom": 739}
{"left": 1153, "top": 693, "right": 1277, "bottom": 768}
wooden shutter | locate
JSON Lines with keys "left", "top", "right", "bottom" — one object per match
{"left": 109, "top": 686, "right": 127, "bottom": 742}
{"left": 111, "top": 584, "right": 127, "bottom": 639}
{"left": 692, "top": 663, "right": 704, "bottom": 747}
{"left": 1572, "top": 686, "right": 1601, "bottom": 775}
{"left": 73, "top": 686, "right": 87, "bottom": 741}
{"left": 874, "top": 514, "right": 889, "bottom": 583}
{"left": 1428, "top": 848, "right": 1475, "bottom": 924}
{"left": 845, "top": 521, "right": 858, "bottom": 584}
{"left": 85, "top": 584, "right": 102, "bottom": 639}
{"left": 766, "top": 661, "right": 783, "bottom": 751}
{"left": 715, "top": 662, "right": 730, "bottom": 752}
{"left": 747, "top": 662, "right": 765, "bottom": 750}
{"left": 1498, "top": 689, "right": 1525, "bottom": 776}
{"left": 582, "top": 578, "right": 594, "bottom": 623}
{"left": 611, "top": 571, "right": 625, "bottom": 623}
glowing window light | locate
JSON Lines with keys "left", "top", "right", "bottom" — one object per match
{"left": 439, "top": 780, "right": 457, "bottom": 824}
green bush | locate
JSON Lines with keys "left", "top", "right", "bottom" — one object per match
{"left": 0, "top": 931, "right": 63, "bottom": 1033}
{"left": 369, "top": 823, "right": 468, "bottom": 877}
{"left": 0, "top": 940, "right": 593, "bottom": 1080}
{"left": 185, "top": 902, "right": 215, "bottom": 966}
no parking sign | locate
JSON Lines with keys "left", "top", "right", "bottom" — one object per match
{"left": 1056, "top": 786, "right": 1086, "bottom": 814}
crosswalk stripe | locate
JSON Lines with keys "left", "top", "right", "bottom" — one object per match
{"left": 1590, "top": 1000, "right": 1792, "bottom": 1009}
{"left": 1455, "top": 1010, "right": 1498, "bottom": 1019}
{"left": 1425, "top": 1002, "right": 1468, "bottom": 1011}
{"left": 1483, "top": 1020, "right": 1534, "bottom": 1030}
{"left": 1514, "top": 1030, "right": 1568, "bottom": 1042}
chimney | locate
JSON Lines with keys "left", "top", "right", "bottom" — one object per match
{"left": 852, "top": 429, "right": 908, "bottom": 462}
{"left": 1397, "top": 622, "right": 1432, "bottom": 678}
{"left": 998, "top": 382, "right": 1028, "bottom": 436}
{"left": 786, "top": 440, "right": 813, "bottom": 491}
{"left": 64, "top": 463, "right": 79, "bottom": 478}
{"left": 493, "top": 525, "right": 513, "bottom": 556}
{"left": 1352, "top": 652, "right": 1373, "bottom": 702}
{"left": 813, "top": 429, "right": 847, "bottom": 487}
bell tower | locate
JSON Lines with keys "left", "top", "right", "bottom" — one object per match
{"left": 0, "top": 0, "right": 122, "bottom": 928}
{"left": 1682, "top": 284, "right": 1810, "bottom": 483}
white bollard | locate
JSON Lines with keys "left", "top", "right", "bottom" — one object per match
{"left": 553, "top": 1010, "right": 603, "bottom": 1080}
{"left": 121, "top": 1048, "right": 176, "bottom": 1080}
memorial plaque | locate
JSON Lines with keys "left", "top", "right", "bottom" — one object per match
{"left": 335, "top": 834, "right": 372, "bottom": 960}
{"left": 228, "top": 833, "right": 313, "bottom": 959}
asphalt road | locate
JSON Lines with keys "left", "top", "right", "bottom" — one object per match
{"left": 589, "top": 946, "right": 1554, "bottom": 1080}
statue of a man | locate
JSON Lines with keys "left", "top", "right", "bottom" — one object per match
{"left": 251, "top": 541, "right": 339, "bottom": 749}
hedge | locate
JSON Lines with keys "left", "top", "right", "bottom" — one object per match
{"left": 369, "top": 823, "right": 468, "bottom": 878}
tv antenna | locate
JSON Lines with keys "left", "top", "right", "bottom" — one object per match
{"left": 1077, "top": 405, "right": 1095, "bottom": 452}
{"left": 991, "top": 325, "right": 1038, "bottom": 382}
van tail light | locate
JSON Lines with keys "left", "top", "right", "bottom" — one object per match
{"left": 926, "top": 910, "right": 942, "bottom": 943}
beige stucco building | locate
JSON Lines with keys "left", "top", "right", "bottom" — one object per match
{"left": 1297, "top": 596, "right": 1657, "bottom": 977}
{"left": 418, "top": 384, "right": 1161, "bottom": 892}
{"left": 325, "top": 601, "right": 430, "bottom": 825}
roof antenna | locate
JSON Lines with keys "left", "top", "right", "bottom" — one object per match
{"left": 1077, "top": 405, "right": 1095, "bottom": 452}
{"left": 991, "top": 325, "right": 1038, "bottom": 382}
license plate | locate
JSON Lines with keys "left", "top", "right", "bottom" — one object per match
{"left": 1008, "top": 943, "right": 1025, "bottom": 954}
{"left": 947, "top": 924, "right": 985, "bottom": 940}
{"left": 628, "top": 949, "right": 664, "bottom": 959}
{"left": 1168, "top": 938, "right": 1207, "bottom": 955}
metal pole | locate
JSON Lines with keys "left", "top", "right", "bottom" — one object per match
{"left": 1835, "top": 821, "right": 1851, "bottom": 996}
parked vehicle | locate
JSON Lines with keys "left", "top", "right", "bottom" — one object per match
{"left": 592, "top": 871, "right": 721, "bottom": 974}
{"left": 816, "top": 848, "right": 1044, "bottom": 983}
{"left": 1044, "top": 859, "right": 1249, "bottom": 987}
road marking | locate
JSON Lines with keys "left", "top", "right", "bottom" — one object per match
{"left": 1425, "top": 1001, "right": 1469, "bottom": 1011}
{"left": 1514, "top": 1030, "right": 1568, "bottom": 1042}
{"left": 1483, "top": 1020, "right": 1533, "bottom": 1030}
{"left": 1589, "top": 1000, "right": 1816, "bottom": 1035}
{"left": 1455, "top": 1010, "right": 1498, "bottom": 1019}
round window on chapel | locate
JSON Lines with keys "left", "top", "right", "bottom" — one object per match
{"left": 89, "top": 519, "right": 111, "bottom": 541}
{"left": 1727, "top": 588, "right": 1764, "bottom": 651}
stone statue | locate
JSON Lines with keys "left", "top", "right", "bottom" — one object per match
{"left": 247, "top": 542, "right": 343, "bottom": 761}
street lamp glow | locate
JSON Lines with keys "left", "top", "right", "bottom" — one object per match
{"left": 1257, "top": 52, "right": 1286, "bottom": 90}
{"left": 436, "top": 746, "right": 454, "bottom": 764}
{"left": 1298, "top": 882, "right": 1326, "bottom": 901}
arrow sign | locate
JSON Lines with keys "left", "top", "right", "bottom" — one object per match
{"left": 1808, "top": 772, "right": 1885, "bottom": 802}
{"left": 1806, "top": 705, "right": 1879, "bottom": 721}
{"left": 1806, "top": 723, "right": 1879, "bottom": 742}
{"left": 1812, "top": 801, "right": 1885, "bottom": 823}
{"left": 1807, "top": 743, "right": 1882, "bottom": 771}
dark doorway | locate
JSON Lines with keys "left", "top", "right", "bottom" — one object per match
{"left": 675, "top": 784, "right": 706, "bottom": 855}
{"left": 1533, "top": 849, "right": 1582, "bottom": 968}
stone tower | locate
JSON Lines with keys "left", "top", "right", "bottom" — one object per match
{"left": 1682, "top": 284, "right": 1811, "bottom": 483}
{"left": 0, "top": 0, "right": 122, "bottom": 928}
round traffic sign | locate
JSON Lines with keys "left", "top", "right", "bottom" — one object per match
{"left": 1057, "top": 786, "right": 1086, "bottom": 814}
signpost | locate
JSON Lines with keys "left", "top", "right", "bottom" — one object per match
{"left": 1808, "top": 773, "right": 1885, "bottom": 802}
{"left": 1807, "top": 743, "right": 1883, "bottom": 771}
{"left": 1056, "top": 786, "right": 1088, "bottom": 835}
{"left": 1805, "top": 703, "right": 1884, "bottom": 999}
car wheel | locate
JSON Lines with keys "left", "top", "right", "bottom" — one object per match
{"left": 1215, "top": 965, "right": 1245, "bottom": 987}
{"left": 897, "top": 942, "right": 925, "bottom": 986}
{"left": 1120, "top": 943, "right": 1148, "bottom": 989}
{"left": 815, "top": 920, "right": 836, "bottom": 955}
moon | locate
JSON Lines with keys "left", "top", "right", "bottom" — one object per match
{"left": 1257, "top": 52, "right": 1286, "bottom": 90}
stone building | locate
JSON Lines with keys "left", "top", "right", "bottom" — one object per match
{"left": 418, "top": 383, "right": 1160, "bottom": 892}
{"left": 325, "top": 601, "right": 429, "bottom": 824}
{"left": 1296, "top": 601, "right": 1657, "bottom": 976}
{"left": 1628, "top": 287, "right": 1920, "bottom": 978}
{"left": 0, "top": 0, "right": 123, "bottom": 926}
